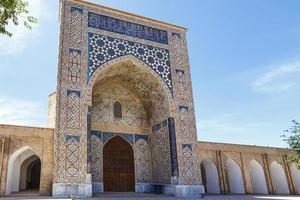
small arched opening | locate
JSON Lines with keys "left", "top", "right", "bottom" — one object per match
{"left": 103, "top": 136, "right": 135, "bottom": 192}
{"left": 201, "top": 159, "right": 220, "bottom": 194}
{"left": 225, "top": 159, "right": 245, "bottom": 194}
{"left": 248, "top": 160, "right": 268, "bottom": 194}
{"left": 6, "top": 146, "right": 41, "bottom": 195}
{"left": 113, "top": 101, "right": 122, "bottom": 118}
{"left": 270, "top": 161, "right": 290, "bottom": 194}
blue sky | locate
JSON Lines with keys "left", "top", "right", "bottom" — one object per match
{"left": 0, "top": 0, "right": 300, "bottom": 148}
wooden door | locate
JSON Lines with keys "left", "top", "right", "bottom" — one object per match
{"left": 103, "top": 136, "right": 135, "bottom": 192}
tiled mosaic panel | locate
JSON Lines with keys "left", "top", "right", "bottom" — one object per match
{"left": 68, "top": 49, "right": 81, "bottom": 84}
{"left": 179, "top": 106, "right": 189, "bottom": 138}
{"left": 66, "top": 90, "right": 81, "bottom": 129}
{"left": 70, "top": 7, "right": 83, "bottom": 45}
{"left": 92, "top": 83, "right": 148, "bottom": 128}
{"left": 182, "top": 144, "right": 194, "bottom": 184}
{"left": 54, "top": 4, "right": 87, "bottom": 184}
{"left": 88, "top": 33, "right": 173, "bottom": 93}
{"left": 90, "top": 134, "right": 103, "bottom": 182}
{"left": 176, "top": 69, "right": 187, "bottom": 100}
{"left": 88, "top": 12, "right": 168, "bottom": 44}
{"left": 66, "top": 137, "right": 80, "bottom": 177}
{"left": 135, "top": 137, "right": 152, "bottom": 183}
{"left": 151, "top": 121, "right": 171, "bottom": 184}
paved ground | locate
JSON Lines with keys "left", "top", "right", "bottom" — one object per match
{"left": 1, "top": 193, "right": 300, "bottom": 200}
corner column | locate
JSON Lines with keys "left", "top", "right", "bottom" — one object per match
{"left": 53, "top": 1, "right": 91, "bottom": 197}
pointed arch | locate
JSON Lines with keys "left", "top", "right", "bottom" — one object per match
{"left": 6, "top": 146, "right": 41, "bottom": 195}
{"left": 87, "top": 55, "right": 173, "bottom": 107}
{"left": 201, "top": 158, "right": 220, "bottom": 194}
{"left": 270, "top": 161, "right": 290, "bottom": 194}
{"left": 113, "top": 101, "right": 122, "bottom": 118}
{"left": 225, "top": 159, "right": 245, "bottom": 194}
{"left": 248, "top": 160, "right": 268, "bottom": 194}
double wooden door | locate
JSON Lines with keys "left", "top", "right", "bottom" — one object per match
{"left": 103, "top": 136, "right": 135, "bottom": 192}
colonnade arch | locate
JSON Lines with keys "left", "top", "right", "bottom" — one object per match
{"left": 248, "top": 160, "right": 268, "bottom": 194}
{"left": 200, "top": 159, "right": 220, "bottom": 194}
{"left": 270, "top": 161, "right": 290, "bottom": 194}
{"left": 6, "top": 146, "right": 41, "bottom": 195}
{"left": 225, "top": 159, "right": 245, "bottom": 194}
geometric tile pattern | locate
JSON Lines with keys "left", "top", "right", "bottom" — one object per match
{"left": 92, "top": 83, "right": 148, "bottom": 128}
{"left": 176, "top": 69, "right": 187, "bottom": 100}
{"left": 182, "top": 144, "right": 194, "bottom": 184}
{"left": 68, "top": 49, "right": 81, "bottom": 84}
{"left": 179, "top": 106, "right": 189, "bottom": 138}
{"left": 90, "top": 134, "right": 103, "bottom": 182}
{"left": 66, "top": 90, "right": 81, "bottom": 129}
{"left": 66, "top": 137, "right": 80, "bottom": 177}
{"left": 135, "top": 139, "right": 152, "bottom": 183}
{"left": 88, "top": 12, "right": 168, "bottom": 44}
{"left": 88, "top": 33, "right": 173, "bottom": 93}
{"left": 151, "top": 121, "right": 171, "bottom": 184}
{"left": 70, "top": 7, "right": 82, "bottom": 45}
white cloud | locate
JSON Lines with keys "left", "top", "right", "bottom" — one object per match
{"left": 0, "top": 96, "right": 47, "bottom": 127}
{"left": 252, "top": 61, "right": 300, "bottom": 93}
{"left": 0, "top": 0, "right": 47, "bottom": 55}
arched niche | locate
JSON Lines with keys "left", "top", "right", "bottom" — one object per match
{"left": 6, "top": 146, "right": 41, "bottom": 195}
{"left": 248, "top": 160, "right": 268, "bottom": 194}
{"left": 290, "top": 164, "right": 300, "bottom": 194}
{"left": 201, "top": 159, "right": 220, "bottom": 194}
{"left": 89, "top": 56, "right": 171, "bottom": 133}
{"left": 225, "top": 159, "right": 245, "bottom": 194}
{"left": 270, "top": 161, "right": 290, "bottom": 194}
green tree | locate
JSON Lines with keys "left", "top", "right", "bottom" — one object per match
{"left": 0, "top": 0, "right": 37, "bottom": 37}
{"left": 282, "top": 120, "right": 300, "bottom": 169}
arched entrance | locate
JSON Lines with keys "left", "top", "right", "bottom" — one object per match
{"left": 6, "top": 146, "right": 41, "bottom": 195}
{"left": 248, "top": 160, "right": 268, "bottom": 194}
{"left": 270, "top": 161, "right": 290, "bottom": 194}
{"left": 225, "top": 159, "right": 245, "bottom": 194}
{"left": 89, "top": 56, "right": 172, "bottom": 193}
{"left": 201, "top": 159, "right": 220, "bottom": 194}
{"left": 103, "top": 136, "right": 135, "bottom": 192}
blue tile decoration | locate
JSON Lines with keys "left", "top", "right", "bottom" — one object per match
{"left": 168, "top": 117, "right": 179, "bottom": 178}
{"left": 135, "top": 134, "right": 148, "bottom": 143}
{"left": 162, "top": 119, "right": 168, "bottom": 127}
{"left": 152, "top": 123, "right": 161, "bottom": 132}
{"left": 65, "top": 135, "right": 80, "bottom": 142}
{"left": 171, "top": 32, "right": 181, "bottom": 38}
{"left": 175, "top": 69, "right": 185, "bottom": 74}
{"left": 88, "top": 33, "right": 173, "bottom": 94}
{"left": 67, "top": 90, "right": 81, "bottom": 97}
{"left": 102, "top": 132, "right": 114, "bottom": 143}
{"left": 90, "top": 130, "right": 102, "bottom": 141}
{"left": 102, "top": 131, "right": 134, "bottom": 144}
{"left": 116, "top": 132, "right": 134, "bottom": 144}
{"left": 88, "top": 12, "right": 168, "bottom": 44}
{"left": 182, "top": 143, "right": 192, "bottom": 151}
{"left": 179, "top": 105, "right": 188, "bottom": 112}
{"left": 71, "top": 6, "right": 83, "bottom": 13}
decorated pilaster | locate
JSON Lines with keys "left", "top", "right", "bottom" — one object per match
{"left": 53, "top": 1, "right": 91, "bottom": 197}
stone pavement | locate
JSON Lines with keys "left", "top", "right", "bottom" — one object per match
{"left": 1, "top": 193, "right": 300, "bottom": 200}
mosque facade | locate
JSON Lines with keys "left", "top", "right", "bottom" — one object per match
{"left": 0, "top": 0, "right": 299, "bottom": 197}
